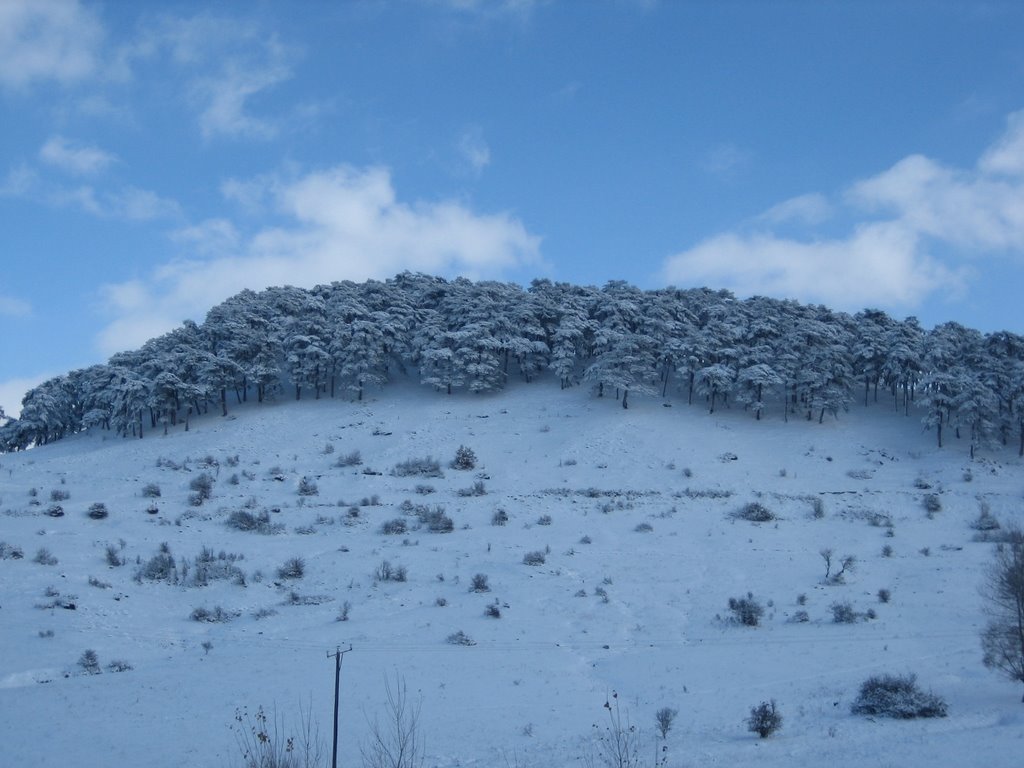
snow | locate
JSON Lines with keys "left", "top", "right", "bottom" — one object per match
{"left": 1, "top": 380, "right": 1022, "bottom": 767}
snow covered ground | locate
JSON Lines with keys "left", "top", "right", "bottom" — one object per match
{"left": 1, "top": 381, "right": 1022, "bottom": 767}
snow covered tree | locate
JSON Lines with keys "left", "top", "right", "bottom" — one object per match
{"left": 981, "top": 528, "right": 1024, "bottom": 702}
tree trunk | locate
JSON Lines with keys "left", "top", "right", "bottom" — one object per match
{"left": 220, "top": 387, "right": 228, "bottom": 417}
{"left": 622, "top": 389, "right": 629, "bottom": 409}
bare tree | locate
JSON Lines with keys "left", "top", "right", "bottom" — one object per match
{"left": 361, "top": 674, "right": 425, "bottom": 768}
{"left": 981, "top": 528, "right": 1024, "bottom": 702}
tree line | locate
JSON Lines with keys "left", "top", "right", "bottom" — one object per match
{"left": 3, "top": 273, "right": 1023, "bottom": 456}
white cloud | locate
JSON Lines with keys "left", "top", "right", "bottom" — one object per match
{"left": 979, "top": 109, "right": 1024, "bottom": 176}
{"left": 664, "top": 109, "right": 1024, "bottom": 312}
{"left": 756, "top": 193, "right": 833, "bottom": 226}
{"left": 0, "top": 0, "right": 103, "bottom": 89}
{"left": 0, "top": 295, "right": 32, "bottom": 317}
{"left": 39, "top": 136, "right": 116, "bottom": 176}
{"left": 848, "top": 154, "right": 1024, "bottom": 252}
{"left": 96, "top": 165, "right": 541, "bottom": 354}
{"left": 663, "top": 223, "right": 963, "bottom": 312}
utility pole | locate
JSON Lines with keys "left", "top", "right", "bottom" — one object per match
{"left": 327, "top": 644, "right": 353, "bottom": 768}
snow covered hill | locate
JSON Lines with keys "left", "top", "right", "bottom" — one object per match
{"left": 1, "top": 382, "right": 1022, "bottom": 767}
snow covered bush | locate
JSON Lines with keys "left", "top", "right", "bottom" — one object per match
{"left": 851, "top": 674, "right": 947, "bottom": 719}
{"left": 736, "top": 502, "right": 774, "bottom": 522}
{"left": 141, "top": 482, "right": 161, "bottom": 498}
{"left": 830, "top": 601, "right": 858, "bottom": 623}
{"left": 728, "top": 593, "right": 764, "bottom": 626}
{"left": 336, "top": 449, "right": 362, "bottom": 467}
{"left": 277, "top": 557, "right": 305, "bottom": 580}
{"left": 190, "top": 605, "right": 240, "bottom": 623}
{"left": 491, "top": 508, "right": 509, "bottom": 526}
{"left": 87, "top": 502, "right": 108, "bottom": 520}
{"left": 189, "top": 472, "right": 214, "bottom": 503}
{"left": 451, "top": 445, "right": 477, "bottom": 470}
{"left": 747, "top": 700, "right": 782, "bottom": 738}
{"left": 226, "top": 509, "right": 283, "bottom": 534}
{"left": 470, "top": 573, "right": 490, "bottom": 593}
{"left": 380, "top": 518, "right": 408, "bottom": 535}
{"left": 297, "top": 476, "right": 319, "bottom": 496}
{"left": 0, "top": 541, "right": 23, "bottom": 559}
{"left": 417, "top": 505, "right": 453, "bottom": 533}
{"left": 923, "top": 493, "right": 942, "bottom": 516}
{"left": 33, "top": 547, "right": 58, "bottom": 566}
{"left": 78, "top": 649, "right": 101, "bottom": 675}
{"left": 446, "top": 630, "right": 475, "bottom": 646}
{"left": 392, "top": 456, "right": 443, "bottom": 478}
{"left": 522, "top": 550, "right": 546, "bottom": 566}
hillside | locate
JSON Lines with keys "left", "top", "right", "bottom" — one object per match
{"left": 1, "top": 382, "right": 1022, "bottom": 767}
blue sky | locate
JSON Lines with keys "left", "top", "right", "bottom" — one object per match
{"left": 2, "top": 0, "right": 1024, "bottom": 416}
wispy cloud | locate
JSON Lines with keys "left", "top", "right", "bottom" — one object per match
{"left": 702, "top": 142, "right": 750, "bottom": 178}
{"left": 39, "top": 136, "right": 116, "bottom": 176}
{"left": 457, "top": 126, "right": 491, "bottom": 175}
{"left": 663, "top": 109, "right": 1024, "bottom": 313}
{"left": 0, "top": 0, "right": 103, "bottom": 90}
{"left": 0, "top": 294, "right": 32, "bottom": 317}
{"left": 1, "top": 164, "right": 179, "bottom": 221}
{"left": 0, "top": 373, "right": 54, "bottom": 419}
{"left": 147, "top": 15, "right": 296, "bottom": 140}
{"left": 96, "top": 164, "right": 542, "bottom": 354}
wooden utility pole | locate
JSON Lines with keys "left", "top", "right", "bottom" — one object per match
{"left": 327, "top": 645, "right": 353, "bottom": 768}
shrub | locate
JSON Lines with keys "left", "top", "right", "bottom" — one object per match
{"left": 226, "top": 509, "right": 283, "bottom": 534}
{"left": 451, "top": 445, "right": 477, "bottom": 470}
{"left": 189, "top": 472, "right": 214, "bottom": 504}
{"left": 107, "top": 659, "right": 133, "bottom": 672}
{"left": 728, "top": 593, "right": 764, "bottom": 626}
{"left": 137, "top": 547, "right": 177, "bottom": 582}
{"left": 190, "top": 605, "right": 240, "bottom": 623}
{"left": 34, "top": 547, "right": 58, "bottom": 566}
{"left": 923, "top": 493, "right": 942, "bottom": 516}
{"left": 830, "top": 601, "right": 858, "bottom": 624}
{"left": 337, "top": 601, "right": 351, "bottom": 622}
{"left": 537, "top": 514, "right": 553, "bottom": 526}
{"left": 634, "top": 522, "right": 653, "bottom": 533}
{"left": 141, "top": 483, "right": 161, "bottom": 498}
{"left": 374, "top": 560, "right": 407, "bottom": 582}
{"left": 522, "top": 550, "right": 546, "bottom": 566}
{"left": 78, "top": 649, "right": 101, "bottom": 675}
{"left": 446, "top": 630, "right": 475, "bottom": 646}
{"left": 747, "top": 700, "right": 782, "bottom": 738}
{"left": 87, "top": 502, "right": 109, "bottom": 520}
{"left": 50, "top": 489, "right": 70, "bottom": 502}
{"left": 484, "top": 602, "right": 502, "bottom": 618}
{"left": 850, "top": 674, "right": 948, "bottom": 719}
{"left": 878, "top": 588, "right": 891, "bottom": 603}
{"left": 417, "top": 506, "right": 453, "bottom": 533}
{"left": 277, "top": 557, "right": 305, "bottom": 580}
{"left": 655, "top": 707, "right": 677, "bottom": 740}
{"left": 491, "top": 509, "right": 509, "bottom": 526}
{"left": 457, "top": 480, "right": 487, "bottom": 497}
{"left": 470, "top": 573, "right": 490, "bottom": 593}
{"left": 336, "top": 449, "right": 362, "bottom": 467}
{"left": 297, "top": 476, "right": 319, "bottom": 496}
{"left": 0, "top": 541, "right": 24, "bottom": 560}
{"left": 414, "top": 484, "right": 435, "bottom": 495}
{"left": 392, "top": 456, "right": 443, "bottom": 478}
{"left": 45, "top": 504, "right": 64, "bottom": 517}
{"left": 737, "top": 502, "right": 774, "bottom": 522}
{"left": 380, "top": 518, "right": 408, "bottom": 536}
